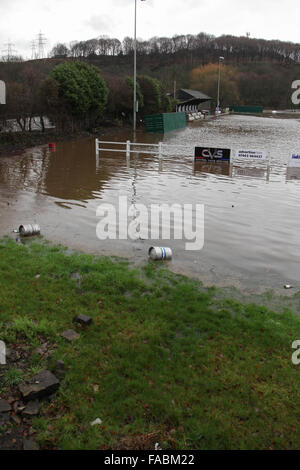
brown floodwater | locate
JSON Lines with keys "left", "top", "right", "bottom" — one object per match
{"left": 1, "top": 114, "right": 300, "bottom": 292}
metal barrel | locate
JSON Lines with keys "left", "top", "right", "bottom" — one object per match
{"left": 148, "top": 246, "right": 172, "bottom": 260}
{"left": 18, "top": 224, "right": 40, "bottom": 237}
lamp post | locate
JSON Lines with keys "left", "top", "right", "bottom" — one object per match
{"left": 133, "top": 0, "right": 137, "bottom": 134}
{"left": 216, "top": 56, "right": 224, "bottom": 114}
{"left": 0, "top": 80, "right": 6, "bottom": 105}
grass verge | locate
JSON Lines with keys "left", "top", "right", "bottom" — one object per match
{"left": 0, "top": 237, "right": 300, "bottom": 450}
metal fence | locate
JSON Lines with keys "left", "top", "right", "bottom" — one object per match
{"left": 95, "top": 139, "right": 271, "bottom": 166}
{"left": 95, "top": 139, "right": 195, "bottom": 158}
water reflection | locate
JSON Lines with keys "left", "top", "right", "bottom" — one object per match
{"left": 286, "top": 167, "right": 300, "bottom": 182}
{"left": 231, "top": 165, "right": 270, "bottom": 181}
{"left": 193, "top": 162, "right": 231, "bottom": 177}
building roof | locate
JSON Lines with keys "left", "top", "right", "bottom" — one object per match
{"left": 180, "top": 89, "right": 212, "bottom": 101}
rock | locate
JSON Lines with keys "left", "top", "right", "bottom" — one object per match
{"left": 12, "top": 401, "right": 25, "bottom": 414}
{"left": 28, "top": 427, "right": 37, "bottom": 436}
{"left": 53, "top": 360, "right": 65, "bottom": 380}
{"left": 19, "top": 370, "right": 60, "bottom": 401}
{"left": 22, "top": 400, "right": 41, "bottom": 417}
{"left": 73, "top": 314, "right": 92, "bottom": 326}
{"left": 0, "top": 412, "right": 10, "bottom": 426}
{"left": 0, "top": 399, "right": 11, "bottom": 413}
{"left": 5, "top": 348, "right": 19, "bottom": 363}
{"left": 23, "top": 438, "right": 40, "bottom": 451}
{"left": 11, "top": 414, "right": 22, "bottom": 425}
{"left": 36, "top": 342, "right": 48, "bottom": 356}
{"left": 61, "top": 329, "right": 80, "bottom": 342}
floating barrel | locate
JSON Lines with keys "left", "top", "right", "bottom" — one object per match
{"left": 49, "top": 142, "right": 56, "bottom": 151}
{"left": 148, "top": 246, "right": 172, "bottom": 260}
{"left": 19, "top": 224, "right": 41, "bottom": 237}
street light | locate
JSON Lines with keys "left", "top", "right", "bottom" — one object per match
{"left": 0, "top": 80, "right": 6, "bottom": 105}
{"left": 216, "top": 56, "right": 224, "bottom": 114}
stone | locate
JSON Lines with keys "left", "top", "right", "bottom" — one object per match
{"left": 22, "top": 400, "right": 41, "bottom": 417}
{"left": 12, "top": 400, "right": 25, "bottom": 414}
{"left": 61, "top": 329, "right": 80, "bottom": 342}
{"left": 11, "top": 414, "right": 22, "bottom": 425}
{"left": 53, "top": 360, "right": 65, "bottom": 380}
{"left": 73, "top": 314, "right": 92, "bottom": 326}
{"left": 0, "top": 399, "right": 11, "bottom": 413}
{"left": 19, "top": 370, "right": 60, "bottom": 401}
{"left": 0, "top": 412, "right": 10, "bottom": 426}
{"left": 6, "top": 348, "right": 19, "bottom": 363}
{"left": 28, "top": 427, "right": 37, "bottom": 436}
{"left": 36, "top": 342, "right": 48, "bottom": 356}
{"left": 23, "top": 438, "right": 40, "bottom": 451}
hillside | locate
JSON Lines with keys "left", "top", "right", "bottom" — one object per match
{"left": 1, "top": 32, "right": 300, "bottom": 129}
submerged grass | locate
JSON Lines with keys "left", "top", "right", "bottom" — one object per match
{"left": 0, "top": 237, "right": 300, "bottom": 449}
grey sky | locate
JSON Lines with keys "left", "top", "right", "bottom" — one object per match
{"left": 0, "top": 0, "right": 299, "bottom": 59}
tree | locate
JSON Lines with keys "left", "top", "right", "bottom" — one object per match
{"left": 107, "top": 76, "right": 143, "bottom": 120}
{"left": 137, "top": 75, "right": 162, "bottom": 115}
{"left": 49, "top": 43, "right": 70, "bottom": 58}
{"left": 190, "top": 64, "right": 240, "bottom": 107}
{"left": 40, "top": 62, "right": 108, "bottom": 130}
{"left": 2, "top": 65, "right": 46, "bottom": 131}
{"left": 136, "top": 75, "right": 174, "bottom": 115}
{"left": 5, "top": 82, "right": 26, "bottom": 130}
{"left": 39, "top": 77, "right": 69, "bottom": 131}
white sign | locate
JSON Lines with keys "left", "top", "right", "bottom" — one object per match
{"left": 288, "top": 154, "right": 300, "bottom": 168}
{"left": 0, "top": 80, "right": 6, "bottom": 104}
{"left": 291, "top": 80, "right": 300, "bottom": 105}
{"left": 235, "top": 149, "right": 267, "bottom": 160}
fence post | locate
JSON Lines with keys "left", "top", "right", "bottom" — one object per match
{"left": 95, "top": 138, "right": 99, "bottom": 156}
{"left": 158, "top": 142, "right": 162, "bottom": 159}
{"left": 126, "top": 140, "right": 131, "bottom": 158}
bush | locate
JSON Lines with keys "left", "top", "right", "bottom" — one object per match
{"left": 40, "top": 62, "right": 108, "bottom": 130}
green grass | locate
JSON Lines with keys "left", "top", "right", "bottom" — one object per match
{"left": 2, "top": 368, "right": 24, "bottom": 387}
{"left": 0, "top": 237, "right": 300, "bottom": 449}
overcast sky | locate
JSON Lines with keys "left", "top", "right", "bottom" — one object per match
{"left": 0, "top": 0, "right": 299, "bottom": 59}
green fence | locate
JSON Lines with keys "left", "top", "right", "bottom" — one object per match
{"left": 229, "top": 105, "right": 263, "bottom": 114}
{"left": 145, "top": 112, "right": 187, "bottom": 133}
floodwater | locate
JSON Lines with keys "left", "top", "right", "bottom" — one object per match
{"left": 1, "top": 114, "right": 300, "bottom": 292}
